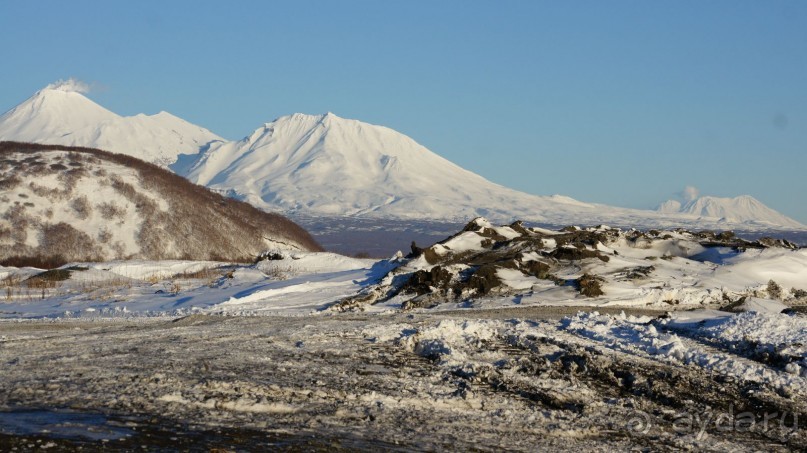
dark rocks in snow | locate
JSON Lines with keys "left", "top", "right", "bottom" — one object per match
{"left": 333, "top": 218, "right": 803, "bottom": 312}
{"left": 400, "top": 266, "right": 455, "bottom": 296}
{"left": 548, "top": 247, "right": 609, "bottom": 263}
{"left": 695, "top": 230, "right": 798, "bottom": 250}
{"left": 623, "top": 266, "right": 655, "bottom": 280}
{"left": 575, "top": 274, "right": 605, "bottom": 297}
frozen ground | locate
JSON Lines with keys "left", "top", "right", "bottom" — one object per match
{"left": 0, "top": 308, "right": 805, "bottom": 451}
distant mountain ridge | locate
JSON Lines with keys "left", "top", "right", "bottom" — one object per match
{"left": 1, "top": 83, "right": 804, "bottom": 231}
{"left": 656, "top": 195, "right": 804, "bottom": 229}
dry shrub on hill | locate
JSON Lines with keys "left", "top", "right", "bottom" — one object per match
{"left": 71, "top": 196, "right": 92, "bottom": 220}
{"left": 97, "top": 202, "right": 126, "bottom": 220}
{"left": 39, "top": 222, "right": 103, "bottom": 262}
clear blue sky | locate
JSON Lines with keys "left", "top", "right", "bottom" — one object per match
{"left": 2, "top": 1, "right": 806, "bottom": 222}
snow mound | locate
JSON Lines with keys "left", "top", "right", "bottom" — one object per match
{"left": 564, "top": 311, "right": 807, "bottom": 385}
{"left": 666, "top": 310, "right": 807, "bottom": 378}
{"left": 255, "top": 251, "right": 377, "bottom": 277}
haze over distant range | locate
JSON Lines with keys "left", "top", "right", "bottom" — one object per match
{"left": 1, "top": 83, "right": 804, "bottom": 232}
{"left": 0, "top": 2, "right": 804, "bottom": 223}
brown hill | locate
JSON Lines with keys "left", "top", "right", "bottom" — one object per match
{"left": 0, "top": 141, "right": 322, "bottom": 267}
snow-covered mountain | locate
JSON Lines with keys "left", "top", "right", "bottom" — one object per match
{"left": 180, "top": 112, "right": 806, "bottom": 231}
{"left": 656, "top": 195, "right": 804, "bottom": 229}
{"left": 181, "top": 112, "right": 602, "bottom": 222}
{"left": 0, "top": 81, "right": 222, "bottom": 166}
{"left": 2, "top": 82, "right": 802, "bottom": 231}
{"left": 0, "top": 142, "right": 321, "bottom": 265}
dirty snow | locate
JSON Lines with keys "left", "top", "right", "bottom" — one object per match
{"left": 2, "top": 309, "right": 805, "bottom": 450}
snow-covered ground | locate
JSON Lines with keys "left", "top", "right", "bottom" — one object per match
{"left": 0, "top": 308, "right": 804, "bottom": 450}
{"left": 0, "top": 253, "right": 388, "bottom": 319}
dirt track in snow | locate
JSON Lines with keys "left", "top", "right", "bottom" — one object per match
{"left": 0, "top": 308, "right": 804, "bottom": 451}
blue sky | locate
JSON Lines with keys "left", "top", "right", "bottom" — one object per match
{"left": 2, "top": 1, "right": 806, "bottom": 222}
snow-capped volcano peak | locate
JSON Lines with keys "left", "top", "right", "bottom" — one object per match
{"left": 187, "top": 112, "right": 448, "bottom": 184}
{"left": 0, "top": 85, "right": 119, "bottom": 140}
{"left": 0, "top": 82, "right": 223, "bottom": 166}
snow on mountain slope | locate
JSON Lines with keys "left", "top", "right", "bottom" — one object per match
{"left": 67, "top": 110, "right": 224, "bottom": 167}
{"left": 656, "top": 195, "right": 805, "bottom": 229}
{"left": 181, "top": 112, "right": 806, "bottom": 231}
{"left": 0, "top": 142, "right": 321, "bottom": 265}
{"left": 0, "top": 81, "right": 223, "bottom": 166}
{"left": 656, "top": 199, "right": 682, "bottom": 214}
